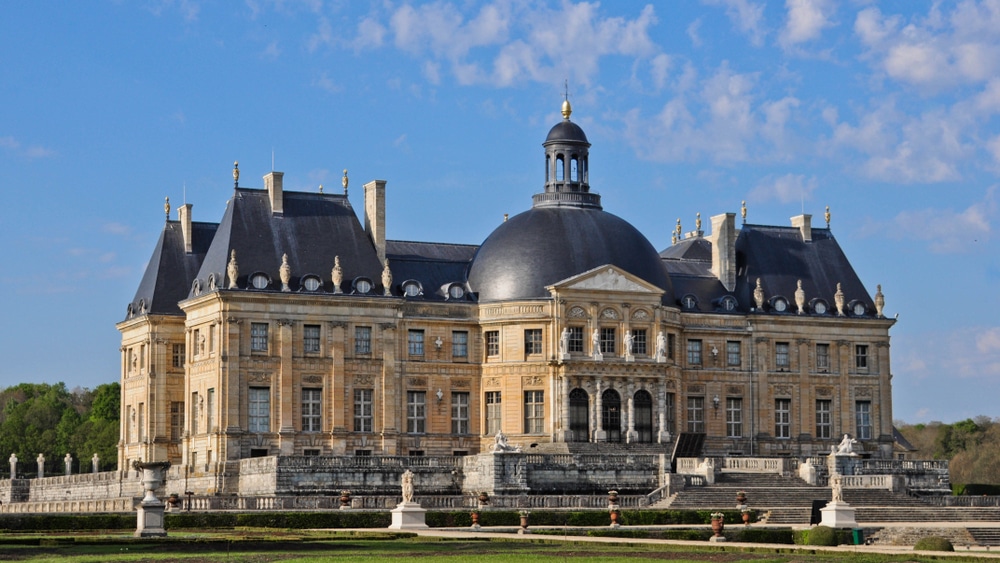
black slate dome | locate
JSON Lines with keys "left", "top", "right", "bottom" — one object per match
{"left": 468, "top": 102, "right": 672, "bottom": 302}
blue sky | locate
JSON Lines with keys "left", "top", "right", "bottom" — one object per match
{"left": 2, "top": 1, "right": 998, "bottom": 424}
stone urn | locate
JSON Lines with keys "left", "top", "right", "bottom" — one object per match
{"left": 742, "top": 510, "right": 753, "bottom": 525}
{"left": 339, "top": 490, "right": 352, "bottom": 509}
{"left": 519, "top": 511, "right": 530, "bottom": 531}
{"left": 710, "top": 515, "right": 725, "bottom": 538}
{"left": 478, "top": 491, "right": 490, "bottom": 505}
{"left": 471, "top": 510, "right": 480, "bottom": 527}
{"left": 167, "top": 493, "right": 181, "bottom": 508}
{"left": 132, "top": 460, "right": 171, "bottom": 505}
{"left": 609, "top": 509, "right": 620, "bottom": 527}
{"left": 736, "top": 491, "right": 747, "bottom": 506}
{"left": 608, "top": 490, "right": 619, "bottom": 505}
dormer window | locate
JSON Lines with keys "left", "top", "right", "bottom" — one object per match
{"left": 770, "top": 296, "right": 788, "bottom": 313}
{"left": 447, "top": 284, "right": 465, "bottom": 300}
{"left": 718, "top": 295, "right": 737, "bottom": 312}
{"left": 850, "top": 300, "right": 867, "bottom": 317}
{"left": 250, "top": 273, "right": 270, "bottom": 290}
{"left": 402, "top": 280, "right": 422, "bottom": 297}
{"left": 353, "top": 277, "right": 373, "bottom": 294}
{"left": 811, "top": 298, "right": 829, "bottom": 315}
{"left": 301, "top": 275, "right": 322, "bottom": 292}
{"left": 681, "top": 294, "right": 698, "bottom": 310}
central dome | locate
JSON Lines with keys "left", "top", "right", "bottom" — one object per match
{"left": 468, "top": 103, "right": 672, "bottom": 302}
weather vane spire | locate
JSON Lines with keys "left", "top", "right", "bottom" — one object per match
{"left": 561, "top": 79, "right": 572, "bottom": 120}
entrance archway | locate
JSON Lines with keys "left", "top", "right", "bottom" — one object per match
{"left": 634, "top": 390, "right": 653, "bottom": 443}
{"left": 569, "top": 388, "right": 589, "bottom": 442}
{"left": 602, "top": 389, "right": 622, "bottom": 443}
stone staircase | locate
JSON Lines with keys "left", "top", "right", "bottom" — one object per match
{"left": 968, "top": 528, "right": 1000, "bottom": 547}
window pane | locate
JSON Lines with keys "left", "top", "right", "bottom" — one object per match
{"left": 486, "top": 391, "right": 502, "bottom": 435}
{"left": 600, "top": 328, "right": 616, "bottom": 354}
{"left": 407, "top": 391, "right": 426, "bottom": 433}
{"left": 727, "top": 341, "right": 741, "bottom": 367}
{"left": 687, "top": 340, "right": 702, "bottom": 365}
{"left": 687, "top": 397, "right": 704, "bottom": 432}
{"left": 633, "top": 329, "right": 647, "bottom": 355}
{"left": 451, "top": 392, "right": 470, "bottom": 434}
{"left": 524, "top": 390, "right": 544, "bottom": 434}
{"left": 249, "top": 387, "right": 270, "bottom": 432}
{"left": 775, "top": 342, "right": 790, "bottom": 368}
{"left": 775, "top": 398, "right": 791, "bottom": 439}
{"left": 452, "top": 331, "right": 468, "bottom": 358}
{"left": 855, "top": 345, "right": 869, "bottom": 370}
{"left": 354, "top": 389, "right": 373, "bottom": 433}
{"left": 568, "top": 327, "right": 583, "bottom": 353}
{"left": 302, "top": 388, "right": 322, "bottom": 432}
{"left": 816, "top": 343, "right": 830, "bottom": 371}
{"left": 524, "top": 329, "right": 542, "bottom": 354}
{"left": 486, "top": 331, "right": 499, "bottom": 357}
{"left": 304, "top": 324, "right": 321, "bottom": 354}
{"left": 816, "top": 400, "right": 832, "bottom": 439}
{"left": 726, "top": 398, "right": 742, "bottom": 438}
{"left": 855, "top": 401, "right": 872, "bottom": 440}
{"left": 251, "top": 323, "right": 268, "bottom": 352}
{"left": 408, "top": 330, "right": 424, "bottom": 356}
{"left": 355, "top": 326, "right": 372, "bottom": 355}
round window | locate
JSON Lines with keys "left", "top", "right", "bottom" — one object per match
{"left": 448, "top": 285, "right": 465, "bottom": 299}
{"left": 814, "top": 301, "right": 828, "bottom": 315}
{"left": 403, "top": 281, "right": 421, "bottom": 297}
{"left": 773, "top": 298, "right": 787, "bottom": 312}
{"left": 853, "top": 302, "right": 866, "bottom": 316}
{"left": 355, "top": 279, "right": 372, "bottom": 294}
{"left": 251, "top": 274, "right": 269, "bottom": 289}
{"left": 302, "top": 276, "right": 321, "bottom": 291}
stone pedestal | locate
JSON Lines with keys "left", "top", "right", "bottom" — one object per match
{"left": 560, "top": 353, "right": 571, "bottom": 362}
{"left": 136, "top": 503, "right": 167, "bottom": 537}
{"left": 388, "top": 502, "right": 428, "bottom": 529}
{"left": 819, "top": 501, "right": 858, "bottom": 529}
{"left": 624, "top": 354, "right": 634, "bottom": 363}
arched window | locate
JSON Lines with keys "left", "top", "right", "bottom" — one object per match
{"left": 556, "top": 155, "right": 565, "bottom": 181}
{"left": 569, "top": 388, "right": 589, "bottom": 442}
{"left": 570, "top": 157, "right": 579, "bottom": 182}
{"left": 602, "top": 389, "right": 622, "bottom": 443}
{"left": 634, "top": 390, "right": 653, "bottom": 443}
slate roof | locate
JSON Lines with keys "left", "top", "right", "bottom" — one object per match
{"left": 386, "top": 240, "right": 477, "bottom": 301}
{"left": 128, "top": 220, "right": 217, "bottom": 317}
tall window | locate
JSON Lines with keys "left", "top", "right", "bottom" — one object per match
{"left": 855, "top": 401, "right": 872, "bottom": 440}
{"left": 668, "top": 333, "right": 676, "bottom": 360}
{"left": 568, "top": 327, "right": 584, "bottom": 353}
{"left": 192, "top": 329, "right": 201, "bottom": 358}
{"left": 354, "top": 389, "right": 373, "bottom": 432}
{"left": 665, "top": 392, "right": 676, "bottom": 434}
{"left": 816, "top": 399, "right": 832, "bottom": 439}
{"left": 485, "top": 331, "right": 499, "bottom": 357}
{"left": 170, "top": 401, "right": 184, "bottom": 441}
{"left": 485, "top": 391, "right": 502, "bottom": 435}
{"left": 816, "top": 343, "right": 830, "bottom": 371}
{"left": 524, "top": 391, "right": 544, "bottom": 433}
{"left": 355, "top": 326, "right": 372, "bottom": 355}
{"left": 408, "top": 330, "right": 424, "bottom": 356}
{"left": 251, "top": 323, "right": 268, "bottom": 352}
{"left": 206, "top": 388, "right": 215, "bottom": 433}
{"left": 775, "top": 398, "right": 791, "bottom": 439}
{"left": 855, "top": 345, "right": 869, "bottom": 371}
{"left": 249, "top": 387, "right": 270, "bottom": 433}
{"left": 138, "top": 403, "right": 145, "bottom": 441}
{"left": 687, "top": 397, "right": 704, "bottom": 432}
{"left": 524, "top": 329, "right": 542, "bottom": 355}
{"left": 775, "top": 342, "right": 790, "bottom": 369}
{"left": 407, "top": 391, "right": 426, "bottom": 434}
{"left": 302, "top": 388, "right": 321, "bottom": 432}
{"left": 726, "top": 398, "right": 742, "bottom": 438}
{"left": 633, "top": 329, "right": 647, "bottom": 355}
{"left": 451, "top": 392, "right": 470, "bottom": 434}
{"left": 687, "top": 339, "right": 702, "bottom": 366}
{"left": 726, "top": 341, "right": 741, "bottom": 367}
{"left": 190, "top": 392, "right": 199, "bottom": 435}
{"left": 600, "top": 327, "right": 616, "bottom": 354}
{"left": 172, "top": 344, "right": 185, "bottom": 368}
{"left": 304, "top": 324, "right": 321, "bottom": 354}
{"left": 452, "top": 331, "right": 468, "bottom": 358}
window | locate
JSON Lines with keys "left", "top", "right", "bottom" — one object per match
{"left": 192, "top": 329, "right": 201, "bottom": 358}
{"left": 249, "top": 387, "right": 270, "bottom": 433}
{"left": 855, "top": 345, "right": 869, "bottom": 371}
{"left": 524, "top": 391, "right": 544, "bottom": 433}
{"left": 304, "top": 324, "right": 321, "bottom": 354}
{"left": 452, "top": 331, "right": 468, "bottom": 358}
{"left": 138, "top": 403, "right": 145, "bottom": 441}
{"left": 568, "top": 327, "right": 584, "bottom": 353}
{"left": 633, "top": 329, "right": 647, "bottom": 355}
{"left": 302, "top": 276, "right": 321, "bottom": 291}
{"left": 251, "top": 323, "right": 268, "bottom": 352}
{"left": 190, "top": 392, "right": 199, "bottom": 435}
{"left": 353, "top": 389, "right": 373, "bottom": 433}
{"left": 451, "top": 392, "right": 470, "bottom": 434}
{"left": 687, "top": 339, "right": 702, "bottom": 366}
{"left": 775, "top": 399, "right": 791, "bottom": 439}
{"left": 206, "top": 388, "right": 215, "bottom": 433}
{"left": 668, "top": 333, "right": 676, "bottom": 360}
{"left": 170, "top": 401, "right": 184, "bottom": 441}
{"left": 302, "top": 388, "right": 322, "bottom": 432}
{"left": 816, "top": 343, "right": 830, "bottom": 371}
{"left": 408, "top": 330, "right": 424, "bottom": 356}
{"left": 775, "top": 342, "right": 790, "bottom": 369}
{"left": 600, "top": 327, "right": 616, "bottom": 354}
{"left": 355, "top": 449, "right": 372, "bottom": 456}
{"left": 524, "top": 329, "right": 542, "bottom": 355}
{"left": 303, "top": 449, "right": 320, "bottom": 456}
{"left": 409, "top": 450, "right": 425, "bottom": 457}
{"left": 687, "top": 397, "right": 704, "bottom": 432}
{"left": 406, "top": 391, "right": 426, "bottom": 434}
{"left": 208, "top": 325, "right": 215, "bottom": 354}
{"left": 855, "top": 401, "right": 872, "bottom": 440}
{"left": 726, "top": 341, "right": 741, "bottom": 367}
{"left": 486, "top": 330, "right": 499, "bottom": 357}
{"left": 665, "top": 392, "right": 676, "bottom": 434}
{"left": 486, "top": 391, "right": 502, "bottom": 435}
{"left": 726, "top": 398, "right": 742, "bottom": 438}
{"left": 172, "top": 343, "right": 185, "bottom": 368}
{"left": 355, "top": 326, "right": 372, "bottom": 355}
{"left": 816, "top": 400, "right": 832, "bottom": 439}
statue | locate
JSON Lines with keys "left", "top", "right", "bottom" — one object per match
{"left": 382, "top": 259, "right": 393, "bottom": 296}
{"left": 64, "top": 453, "right": 73, "bottom": 476}
{"left": 655, "top": 331, "right": 667, "bottom": 361}
{"left": 753, "top": 278, "right": 765, "bottom": 310}
{"left": 227, "top": 249, "right": 239, "bottom": 289}
{"left": 831, "top": 475, "right": 844, "bottom": 503}
{"left": 875, "top": 284, "right": 885, "bottom": 318}
{"left": 331, "top": 256, "right": 343, "bottom": 294}
{"left": 835, "top": 434, "right": 857, "bottom": 455}
{"left": 623, "top": 330, "right": 634, "bottom": 356}
{"left": 834, "top": 283, "right": 845, "bottom": 316}
{"left": 592, "top": 329, "right": 602, "bottom": 360}
{"left": 559, "top": 327, "right": 570, "bottom": 356}
{"left": 490, "top": 430, "right": 521, "bottom": 453}
{"left": 401, "top": 469, "right": 415, "bottom": 504}
{"left": 279, "top": 253, "right": 291, "bottom": 292}
{"left": 794, "top": 280, "right": 806, "bottom": 314}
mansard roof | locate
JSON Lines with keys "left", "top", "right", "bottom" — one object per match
{"left": 386, "top": 240, "right": 477, "bottom": 301}
{"left": 127, "top": 220, "right": 217, "bottom": 317}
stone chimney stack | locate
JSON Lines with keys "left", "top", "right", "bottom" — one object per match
{"left": 178, "top": 203, "right": 193, "bottom": 254}
{"left": 264, "top": 171, "right": 284, "bottom": 215}
{"left": 364, "top": 179, "right": 387, "bottom": 262}
{"left": 710, "top": 213, "right": 736, "bottom": 292}
{"left": 791, "top": 214, "right": 812, "bottom": 242}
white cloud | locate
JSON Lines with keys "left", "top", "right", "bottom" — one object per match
{"left": 312, "top": 72, "right": 341, "bottom": 94}
{"left": 704, "top": 0, "right": 767, "bottom": 47}
{"left": 779, "top": 0, "right": 835, "bottom": 48}
{"left": 686, "top": 17, "right": 703, "bottom": 48}
{"left": 879, "top": 186, "right": 996, "bottom": 253}
{"left": 896, "top": 326, "right": 1000, "bottom": 383}
{"left": 0, "top": 135, "right": 55, "bottom": 159}
{"left": 261, "top": 40, "right": 280, "bottom": 61}
{"left": 750, "top": 173, "right": 817, "bottom": 203}
{"left": 978, "top": 327, "right": 1000, "bottom": 354}
{"left": 353, "top": 16, "right": 386, "bottom": 51}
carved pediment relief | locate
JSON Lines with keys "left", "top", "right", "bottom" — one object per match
{"left": 547, "top": 265, "right": 665, "bottom": 295}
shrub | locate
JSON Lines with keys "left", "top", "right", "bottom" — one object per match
{"left": 914, "top": 536, "right": 954, "bottom": 551}
{"left": 736, "top": 528, "right": 794, "bottom": 544}
{"left": 805, "top": 525, "right": 838, "bottom": 546}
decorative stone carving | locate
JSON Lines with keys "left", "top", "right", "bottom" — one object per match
{"left": 64, "top": 453, "right": 73, "bottom": 475}
{"left": 592, "top": 329, "right": 603, "bottom": 361}
{"left": 600, "top": 308, "right": 618, "bottom": 320}
{"left": 486, "top": 377, "right": 502, "bottom": 387}
{"left": 834, "top": 283, "right": 845, "bottom": 316}
{"left": 794, "top": 280, "right": 806, "bottom": 315}
{"left": 623, "top": 331, "right": 634, "bottom": 356}
{"left": 354, "top": 374, "right": 374, "bottom": 386}
{"left": 567, "top": 306, "right": 587, "bottom": 318}
{"left": 279, "top": 253, "right": 291, "bottom": 292}
{"left": 835, "top": 434, "right": 857, "bottom": 456}
{"left": 382, "top": 259, "right": 393, "bottom": 296}
{"left": 567, "top": 268, "right": 651, "bottom": 292}
{"left": 655, "top": 331, "right": 667, "bottom": 363}
{"left": 688, "top": 384, "right": 705, "bottom": 394}
{"left": 9, "top": 453, "right": 16, "bottom": 478}
{"left": 36, "top": 453, "right": 45, "bottom": 479}
{"left": 407, "top": 377, "right": 427, "bottom": 388}
{"left": 452, "top": 379, "right": 470, "bottom": 388}
{"left": 855, "top": 387, "right": 873, "bottom": 398}
{"left": 331, "top": 256, "right": 343, "bottom": 294}
{"left": 773, "top": 385, "right": 792, "bottom": 396}
{"left": 522, "top": 376, "right": 544, "bottom": 387}
{"left": 248, "top": 372, "right": 270, "bottom": 383}
{"left": 727, "top": 385, "right": 743, "bottom": 395}
{"left": 816, "top": 387, "right": 832, "bottom": 396}
{"left": 92, "top": 453, "right": 100, "bottom": 474}
{"left": 227, "top": 250, "right": 239, "bottom": 289}
{"left": 303, "top": 375, "right": 322, "bottom": 384}
{"left": 875, "top": 284, "right": 885, "bottom": 318}
{"left": 632, "top": 309, "right": 649, "bottom": 321}
{"left": 490, "top": 430, "right": 521, "bottom": 453}
{"left": 753, "top": 278, "right": 765, "bottom": 310}
{"left": 559, "top": 327, "right": 570, "bottom": 358}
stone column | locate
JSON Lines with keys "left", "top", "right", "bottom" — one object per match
{"left": 9, "top": 454, "right": 17, "bottom": 478}
{"left": 626, "top": 397, "right": 636, "bottom": 443}
{"left": 594, "top": 379, "right": 605, "bottom": 442}
{"left": 277, "top": 319, "right": 295, "bottom": 454}
{"left": 561, "top": 376, "right": 572, "bottom": 442}
{"left": 92, "top": 453, "right": 100, "bottom": 474}
{"left": 64, "top": 453, "right": 73, "bottom": 476}
{"left": 380, "top": 324, "right": 399, "bottom": 453}
{"left": 657, "top": 382, "right": 669, "bottom": 443}
{"left": 328, "top": 321, "right": 347, "bottom": 454}
{"left": 36, "top": 454, "right": 45, "bottom": 479}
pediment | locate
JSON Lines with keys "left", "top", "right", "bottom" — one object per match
{"left": 547, "top": 265, "right": 664, "bottom": 295}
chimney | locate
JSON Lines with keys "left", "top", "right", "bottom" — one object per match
{"left": 710, "top": 213, "right": 736, "bottom": 292}
{"left": 178, "top": 203, "right": 193, "bottom": 254}
{"left": 791, "top": 214, "right": 812, "bottom": 242}
{"left": 364, "top": 179, "right": 387, "bottom": 262}
{"left": 264, "top": 171, "right": 284, "bottom": 215}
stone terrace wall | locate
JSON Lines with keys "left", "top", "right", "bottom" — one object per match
{"left": 523, "top": 453, "right": 665, "bottom": 494}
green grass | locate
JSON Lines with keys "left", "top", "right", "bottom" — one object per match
{"left": 0, "top": 530, "right": 989, "bottom": 562}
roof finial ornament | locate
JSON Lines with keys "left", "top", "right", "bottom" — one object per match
{"left": 671, "top": 232, "right": 677, "bottom": 245}
{"left": 795, "top": 280, "right": 806, "bottom": 315}
{"left": 318, "top": 184, "right": 323, "bottom": 194}
{"left": 164, "top": 197, "right": 170, "bottom": 220}
{"left": 561, "top": 80, "right": 572, "bottom": 120}
{"left": 342, "top": 169, "right": 349, "bottom": 195}
{"left": 332, "top": 256, "right": 343, "bottom": 294}
{"left": 382, "top": 259, "right": 393, "bottom": 296}
{"left": 741, "top": 200, "right": 747, "bottom": 224}
{"left": 233, "top": 161, "right": 240, "bottom": 188}
{"left": 503, "top": 213, "right": 508, "bottom": 222}
{"left": 825, "top": 205, "right": 831, "bottom": 228}
{"left": 227, "top": 250, "right": 239, "bottom": 289}
{"left": 753, "top": 278, "right": 765, "bottom": 310}
{"left": 695, "top": 212, "right": 702, "bottom": 233}
{"left": 875, "top": 284, "right": 885, "bottom": 318}
{"left": 675, "top": 218, "right": 682, "bottom": 240}
{"left": 834, "top": 282, "right": 845, "bottom": 316}
{"left": 279, "top": 253, "right": 291, "bottom": 292}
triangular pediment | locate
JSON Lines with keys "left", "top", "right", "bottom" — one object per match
{"left": 547, "top": 265, "right": 664, "bottom": 295}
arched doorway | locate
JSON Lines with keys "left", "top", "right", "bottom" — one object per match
{"left": 569, "top": 388, "right": 589, "bottom": 442}
{"left": 634, "top": 390, "right": 653, "bottom": 443}
{"left": 602, "top": 389, "right": 622, "bottom": 443}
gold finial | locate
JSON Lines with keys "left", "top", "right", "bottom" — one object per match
{"left": 342, "top": 169, "right": 349, "bottom": 194}
{"left": 741, "top": 200, "right": 747, "bottom": 224}
{"left": 825, "top": 205, "right": 831, "bottom": 228}
{"left": 675, "top": 218, "right": 682, "bottom": 238}
{"left": 164, "top": 197, "right": 170, "bottom": 219}
{"left": 318, "top": 184, "right": 323, "bottom": 193}
{"left": 671, "top": 232, "right": 677, "bottom": 245}
{"left": 561, "top": 80, "right": 572, "bottom": 120}
{"left": 233, "top": 161, "right": 240, "bottom": 188}
{"left": 695, "top": 212, "right": 702, "bottom": 232}
{"left": 503, "top": 213, "right": 509, "bottom": 222}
